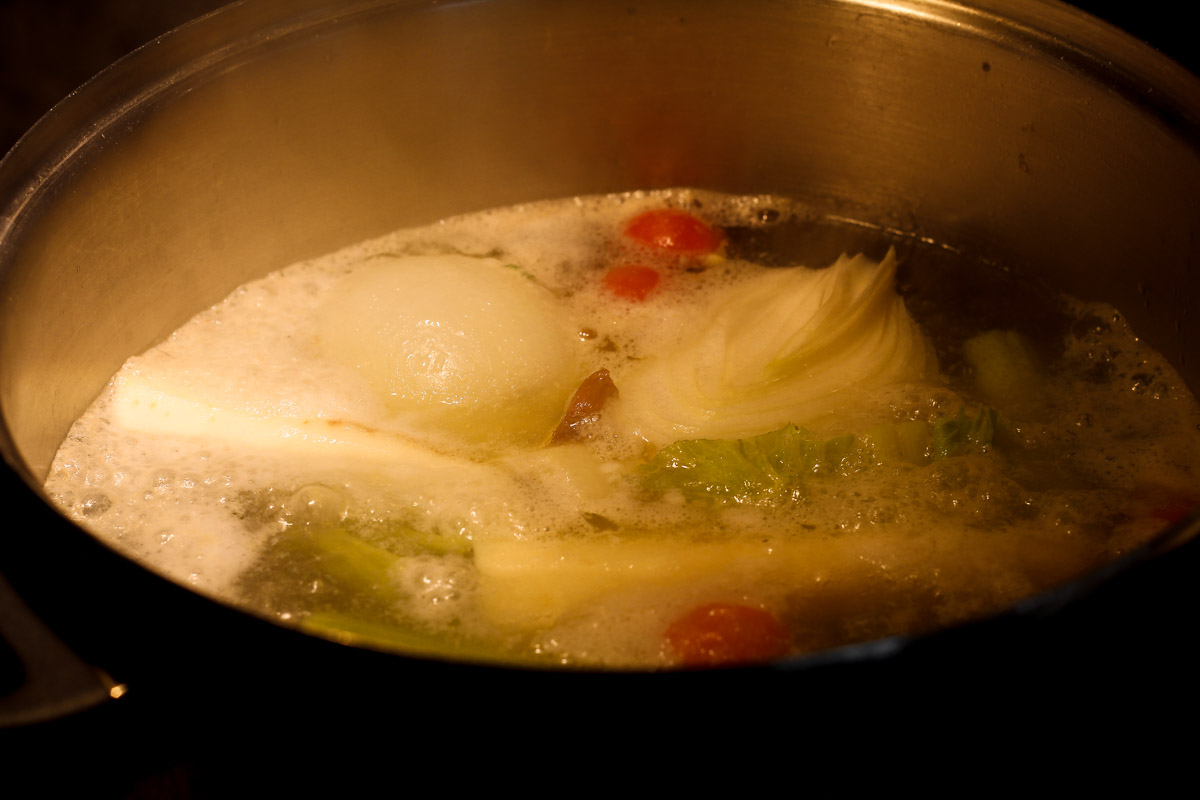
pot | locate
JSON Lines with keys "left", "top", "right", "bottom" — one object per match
{"left": 2, "top": 0, "right": 1199, "bottom": 773}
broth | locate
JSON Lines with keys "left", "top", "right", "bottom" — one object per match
{"left": 43, "top": 189, "right": 1200, "bottom": 669}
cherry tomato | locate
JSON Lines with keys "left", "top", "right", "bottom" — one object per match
{"left": 664, "top": 603, "right": 790, "bottom": 667}
{"left": 1149, "top": 497, "right": 1198, "bottom": 526}
{"left": 624, "top": 208, "right": 723, "bottom": 255}
{"left": 603, "top": 264, "right": 661, "bottom": 301}
{"left": 1138, "top": 484, "right": 1198, "bottom": 526}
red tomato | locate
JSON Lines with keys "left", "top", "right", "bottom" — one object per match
{"left": 1149, "top": 497, "right": 1198, "bottom": 526}
{"left": 603, "top": 265, "right": 661, "bottom": 301}
{"left": 664, "top": 603, "right": 790, "bottom": 667}
{"left": 1138, "top": 484, "right": 1198, "bottom": 526}
{"left": 624, "top": 209, "right": 723, "bottom": 255}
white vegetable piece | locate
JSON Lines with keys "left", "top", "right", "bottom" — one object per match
{"left": 316, "top": 254, "right": 582, "bottom": 449}
{"left": 108, "top": 371, "right": 458, "bottom": 468}
{"left": 613, "top": 249, "right": 935, "bottom": 445}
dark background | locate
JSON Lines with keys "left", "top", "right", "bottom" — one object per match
{"left": 0, "top": 0, "right": 229, "bottom": 154}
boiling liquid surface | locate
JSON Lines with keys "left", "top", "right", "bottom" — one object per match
{"left": 45, "top": 190, "right": 1200, "bottom": 668}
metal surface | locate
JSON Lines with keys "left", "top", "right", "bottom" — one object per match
{"left": 1, "top": 0, "right": 1199, "bottom": 747}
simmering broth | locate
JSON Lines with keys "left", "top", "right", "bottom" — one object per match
{"left": 43, "top": 189, "right": 1200, "bottom": 668}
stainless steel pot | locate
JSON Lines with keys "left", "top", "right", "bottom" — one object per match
{"left": 2, "top": 0, "right": 1199, "bottom": 759}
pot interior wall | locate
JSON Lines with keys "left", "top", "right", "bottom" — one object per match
{"left": 3, "top": 0, "right": 1199, "bottom": 482}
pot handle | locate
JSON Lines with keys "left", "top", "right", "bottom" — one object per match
{"left": 0, "top": 570, "right": 118, "bottom": 727}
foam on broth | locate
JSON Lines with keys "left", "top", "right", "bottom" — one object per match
{"left": 44, "top": 189, "right": 1200, "bottom": 668}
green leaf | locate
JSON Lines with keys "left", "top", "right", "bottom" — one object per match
{"left": 300, "top": 611, "right": 538, "bottom": 665}
{"left": 376, "top": 518, "right": 473, "bottom": 556}
{"left": 637, "top": 408, "right": 999, "bottom": 503}
{"left": 295, "top": 526, "right": 401, "bottom": 598}
{"left": 932, "top": 406, "right": 998, "bottom": 459}
{"left": 636, "top": 436, "right": 776, "bottom": 503}
{"left": 962, "top": 330, "right": 1044, "bottom": 415}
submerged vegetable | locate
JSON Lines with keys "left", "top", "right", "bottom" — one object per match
{"left": 664, "top": 604, "right": 791, "bottom": 667}
{"left": 602, "top": 264, "right": 661, "bottom": 301}
{"left": 636, "top": 408, "right": 998, "bottom": 504}
{"left": 44, "top": 190, "right": 1200, "bottom": 669}
{"left": 961, "top": 329, "right": 1044, "bottom": 416}
{"left": 551, "top": 369, "right": 620, "bottom": 444}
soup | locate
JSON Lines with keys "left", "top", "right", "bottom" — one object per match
{"left": 43, "top": 189, "right": 1200, "bottom": 669}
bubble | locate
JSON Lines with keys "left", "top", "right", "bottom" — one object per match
{"left": 280, "top": 483, "right": 349, "bottom": 528}
{"left": 78, "top": 493, "right": 112, "bottom": 517}
{"left": 393, "top": 554, "right": 475, "bottom": 624}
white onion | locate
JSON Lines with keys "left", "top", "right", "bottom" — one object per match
{"left": 612, "top": 250, "right": 936, "bottom": 445}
